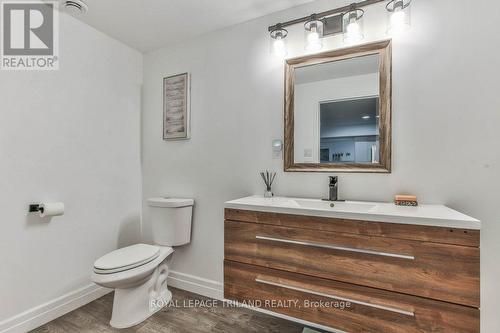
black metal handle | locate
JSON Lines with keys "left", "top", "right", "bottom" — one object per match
{"left": 329, "top": 176, "right": 338, "bottom": 186}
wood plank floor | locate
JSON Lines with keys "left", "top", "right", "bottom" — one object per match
{"left": 32, "top": 288, "right": 314, "bottom": 333}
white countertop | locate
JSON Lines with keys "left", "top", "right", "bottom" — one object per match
{"left": 225, "top": 195, "right": 481, "bottom": 230}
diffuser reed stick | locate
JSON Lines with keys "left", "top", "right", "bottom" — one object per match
{"left": 260, "top": 171, "right": 276, "bottom": 198}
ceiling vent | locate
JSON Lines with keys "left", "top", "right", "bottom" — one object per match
{"left": 64, "top": 0, "right": 88, "bottom": 15}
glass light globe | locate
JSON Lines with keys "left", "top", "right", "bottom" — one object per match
{"left": 269, "top": 27, "right": 288, "bottom": 59}
{"left": 343, "top": 9, "right": 364, "bottom": 44}
{"left": 304, "top": 19, "right": 323, "bottom": 52}
{"left": 386, "top": 0, "right": 411, "bottom": 35}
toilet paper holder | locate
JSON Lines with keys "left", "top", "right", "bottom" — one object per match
{"left": 28, "top": 202, "right": 65, "bottom": 217}
{"left": 28, "top": 204, "right": 44, "bottom": 213}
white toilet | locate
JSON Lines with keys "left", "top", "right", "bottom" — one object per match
{"left": 92, "top": 197, "right": 194, "bottom": 328}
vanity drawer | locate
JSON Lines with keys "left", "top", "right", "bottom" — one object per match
{"left": 225, "top": 208, "right": 480, "bottom": 247}
{"left": 225, "top": 261, "right": 479, "bottom": 333}
{"left": 224, "top": 220, "right": 480, "bottom": 307}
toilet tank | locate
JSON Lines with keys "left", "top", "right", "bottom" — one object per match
{"left": 147, "top": 198, "right": 194, "bottom": 246}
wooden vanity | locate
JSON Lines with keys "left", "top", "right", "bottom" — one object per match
{"left": 224, "top": 196, "right": 480, "bottom": 333}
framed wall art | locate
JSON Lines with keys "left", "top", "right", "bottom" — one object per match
{"left": 163, "top": 73, "right": 190, "bottom": 140}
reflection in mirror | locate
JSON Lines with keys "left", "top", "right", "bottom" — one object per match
{"left": 320, "top": 96, "right": 379, "bottom": 163}
{"left": 294, "top": 54, "right": 380, "bottom": 164}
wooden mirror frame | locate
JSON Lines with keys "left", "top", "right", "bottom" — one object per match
{"left": 284, "top": 40, "right": 392, "bottom": 173}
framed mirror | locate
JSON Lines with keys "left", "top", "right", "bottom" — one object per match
{"left": 284, "top": 40, "right": 392, "bottom": 173}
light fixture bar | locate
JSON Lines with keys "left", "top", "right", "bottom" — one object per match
{"left": 268, "top": 0, "right": 385, "bottom": 32}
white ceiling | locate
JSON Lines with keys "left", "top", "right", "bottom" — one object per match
{"left": 320, "top": 97, "right": 379, "bottom": 128}
{"left": 65, "top": 0, "right": 316, "bottom": 52}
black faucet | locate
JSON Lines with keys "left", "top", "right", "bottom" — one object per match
{"left": 328, "top": 176, "right": 338, "bottom": 201}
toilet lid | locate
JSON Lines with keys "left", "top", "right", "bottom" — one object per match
{"left": 148, "top": 197, "right": 194, "bottom": 208}
{"left": 94, "top": 244, "right": 160, "bottom": 273}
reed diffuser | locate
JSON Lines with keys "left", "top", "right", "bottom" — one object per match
{"left": 260, "top": 171, "right": 276, "bottom": 198}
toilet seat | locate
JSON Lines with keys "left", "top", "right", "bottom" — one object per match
{"left": 92, "top": 246, "right": 174, "bottom": 290}
{"left": 94, "top": 244, "right": 160, "bottom": 274}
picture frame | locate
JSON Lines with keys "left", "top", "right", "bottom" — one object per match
{"left": 163, "top": 72, "right": 190, "bottom": 140}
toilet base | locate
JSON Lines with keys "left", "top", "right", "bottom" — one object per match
{"left": 109, "top": 261, "right": 171, "bottom": 328}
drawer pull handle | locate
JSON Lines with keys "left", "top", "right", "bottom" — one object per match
{"left": 255, "top": 236, "right": 415, "bottom": 260}
{"left": 255, "top": 278, "right": 415, "bottom": 317}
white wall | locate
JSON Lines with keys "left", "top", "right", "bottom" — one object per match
{"left": 142, "top": 0, "right": 500, "bottom": 331}
{"left": 0, "top": 13, "right": 142, "bottom": 328}
{"left": 294, "top": 73, "right": 379, "bottom": 162}
{"left": 321, "top": 124, "right": 378, "bottom": 138}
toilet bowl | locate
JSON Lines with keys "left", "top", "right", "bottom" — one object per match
{"left": 91, "top": 198, "right": 194, "bottom": 328}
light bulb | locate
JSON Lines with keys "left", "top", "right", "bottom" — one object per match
{"left": 272, "top": 38, "right": 287, "bottom": 58}
{"left": 306, "top": 28, "right": 322, "bottom": 51}
{"left": 304, "top": 19, "right": 323, "bottom": 52}
{"left": 345, "top": 21, "right": 363, "bottom": 43}
{"left": 347, "top": 21, "right": 360, "bottom": 35}
{"left": 388, "top": 10, "right": 409, "bottom": 34}
{"left": 307, "top": 27, "right": 319, "bottom": 42}
{"left": 391, "top": 10, "right": 405, "bottom": 27}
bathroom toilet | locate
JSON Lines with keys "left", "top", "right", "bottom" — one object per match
{"left": 92, "top": 197, "right": 194, "bottom": 328}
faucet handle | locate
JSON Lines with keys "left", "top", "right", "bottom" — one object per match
{"left": 329, "top": 176, "right": 338, "bottom": 185}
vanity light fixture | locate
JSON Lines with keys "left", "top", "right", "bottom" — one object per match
{"left": 386, "top": 0, "right": 411, "bottom": 35}
{"left": 268, "top": 0, "right": 411, "bottom": 56}
{"left": 343, "top": 4, "right": 365, "bottom": 44}
{"left": 304, "top": 15, "right": 323, "bottom": 52}
{"left": 269, "top": 24, "right": 288, "bottom": 58}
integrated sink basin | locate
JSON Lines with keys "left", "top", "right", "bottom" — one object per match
{"left": 293, "top": 199, "right": 376, "bottom": 213}
{"left": 225, "top": 195, "right": 481, "bottom": 229}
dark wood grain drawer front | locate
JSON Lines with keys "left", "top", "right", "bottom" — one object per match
{"left": 225, "top": 261, "right": 479, "bottom": 333}
{"left": 225, "top": 220, "right": 480, "bottom": 307}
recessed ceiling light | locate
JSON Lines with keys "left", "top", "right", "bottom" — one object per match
{"left": 64, "top": 0, "right": 88, "bottom": 15}
{"left": 362, "top": 115, "right": 371, "bottom": 119}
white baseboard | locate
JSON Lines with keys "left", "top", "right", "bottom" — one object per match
{"left": 0, "top": 270, "right": 220, "bottom": 333}
{"left": 167, "top": 271, "right": 341, "bottom": 333}
{"left": 167, "top": 270, "right": 224, "bottom": 300}
{"left": 0, "top": 284, "right": 111, "bottom": 333}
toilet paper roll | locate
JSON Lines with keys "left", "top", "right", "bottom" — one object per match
{"left": 39, "top": 202, "right": 64, "bottom": 217}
